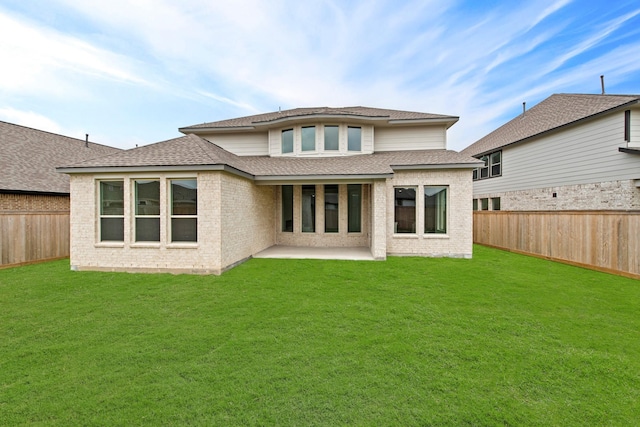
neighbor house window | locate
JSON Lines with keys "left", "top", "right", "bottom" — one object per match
{"left": 282, "top": 185, "right": 293, "bottom": 232}
{"left": 473, "top": 199, "right": 478, "bottom": 211}
{"left": 324, "top": 185, "right": 339, "bottom": 233}
{"left": 282, "top": 129, "right": 294, "bottom": 153}
{"left": 134, "top": 180, "right": 160, "bottom": 242}
{"left": 347, "top": 184, "right": 362, "bottom": 233}
{"left": 348, "top": 126, "right": 361, "bottom": 151}
{"left": 301, "top": 126, "right": 316, "bottom": 151}
{"left": 474, "top": 150, "right": 502, "bottom": 180}
{"left": 480, "top": 198, "right": 489, "bottom": 210}
{"left": 424, "top": 186, "right": 447, "bottom": 234}
{"left": 625, "top": 110, "right": 631, "bottom": 142}
{"left": 301, "top": 185, "right": 316, "bottom": 232}
{"left": 99, "top": 180, "right": 124, "bottom": 241}
{"left": 394, "top": 187, "right": 416, "bottom": 233}
{"left": 170, "top": 179, "right": 197, "bottom": 242}
{"left": 324, "top": 125, "right": 339, "bottom": 150}
{"left": 491, "top": 197, "right": 501, "bottom": 211}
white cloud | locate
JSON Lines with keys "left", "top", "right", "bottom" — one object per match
{"left": 0, "top": 107, "right": 64, "bottom": 134}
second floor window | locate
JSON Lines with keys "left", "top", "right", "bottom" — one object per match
{"left": 282, "top": 129, "right": 294, "bottom": 153}
{"left": 348, "top": 126, "right": 361, "bottom": 151}
{"left": 474, "top": 150, "right": 501, "bottom": 180}
{"left": 301, "top": 126, "right": 316, "bottom": 151}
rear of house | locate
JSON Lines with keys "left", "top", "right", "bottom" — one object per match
{"left": 60, "top": 106, "right": 481, "bottom": 274}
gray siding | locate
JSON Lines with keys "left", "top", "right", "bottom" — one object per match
{"left": 374, "top": 126, "right": 446, "bottom": 151}
{"left": 204, "top": 132, "right": 269, "bottom": 156}
{"left": 473, "top": 112, "right": 640, "bottom": 195}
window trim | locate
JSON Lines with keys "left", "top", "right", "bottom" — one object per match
{"left": 169, "top": 178, "right": 198, "bottom": 243}
{"left": 98, "top": 180, "right": 124, "bottom": 242}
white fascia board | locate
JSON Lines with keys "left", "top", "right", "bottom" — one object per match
{"left": 57, "top": 164, "right": 255, "bottom": 180}
{"left": 254, "top": 174, "right": 392, "bottom": 185}
{"left": 391, "top": 163, "right": 483, "bottom": 171}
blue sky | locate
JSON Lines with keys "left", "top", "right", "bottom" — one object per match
{"left": 0, "top": 0, "right": 639, "bottom": 151}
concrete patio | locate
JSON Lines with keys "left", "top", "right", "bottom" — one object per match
{"left": 253, "top": 245, "right": 376, "bottom": 261}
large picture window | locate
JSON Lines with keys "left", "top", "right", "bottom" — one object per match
{"left": 134, "top": 180, "right": 160, "bottom": 242}
{"left": 282, "top": 185, "right": 293, "bottom": 232}
{"left": 324, "top": 185, "right": 339, "bottom": 233}
{"left": 394, "top": 187, "right": 416, "bottom": 233}
{"left": 424, "top": 186, "right": 447, "bottom": 234}
{"left": 301, "top": 185, "right": 316, "bottom": 232}
{"left": 171, "top": 179, "right": 197, "bottom": 242}
{"left": 282, "top": 129, "right": 294, "bottom": 153}
{"left": 324, "top": 125, "right": 339, "bottom": 150}
{"left": 301, "top": 126, "right": 316, "bottom": 151}
{"left": 347, "top": 184, "right": 361, "bottom": 233}
{"left": 348, "top": 126, "right": 361, "bottom": 151}
{"left": 99, "top": 180, "right": 124, "bottom": 241}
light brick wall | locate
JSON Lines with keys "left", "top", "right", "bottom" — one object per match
{"left": 0, "top": 193, "right": 69, "bottom": 212}
{"left": 370, "top": 180, "right": 387, "bottom": 259}
{"left": 385, "top": 170, "right": 473, "bottom": 258}
{"left": 220, "top": 174, "right": 275, "bottom": 268}
{"left": 275, "top": 184, "right": 370, "bottom": 247}
{"left": 69, "top": 172, "right": 224, "bottom": 274}
{"left": 475, "top": 179, "right": 640, "bottom": 211}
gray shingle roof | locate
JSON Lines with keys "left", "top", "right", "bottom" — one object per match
{"left": 60, "top": 134, "right": 481, "bottom": 178}
{"left": 180, "top": 106, "right": 458, "bottom": 131}
{"left": 0, "top": 121, "right": 121, "bottom": 194}
{"left": 462, "top": 94, "right": 640, "bottom": 157}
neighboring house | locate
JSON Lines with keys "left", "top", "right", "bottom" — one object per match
{"left": 58, "top": 106, "right": 482, "bottom": 274}
{"left": 0, "top": 120, "right": 121, "bottom": 266}
{"left": 462, "top": 93, "right": 640, "bottom": 210}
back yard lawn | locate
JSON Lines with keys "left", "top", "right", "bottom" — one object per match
{"left": 1, "top": 246, "right": 639, "bottom": 425}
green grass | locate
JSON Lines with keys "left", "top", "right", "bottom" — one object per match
{"left": 1, "top": 246, "right": 639, "bottom": 426}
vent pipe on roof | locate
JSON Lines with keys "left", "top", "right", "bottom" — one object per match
{"left": 85, "top": 134, "right": 89, "bottom": 148}
{"left": 601, "top": 75, "right": 605, "bottom": 95}
{"left": 522, "top": 102, "right": 526, "bottom": 115}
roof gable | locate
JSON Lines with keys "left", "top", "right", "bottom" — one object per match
{"left": 462, "top": 93, "right": 640, "bottom": 157}
{"left": 0, "top": 121, "right": 121, "bottom": 194}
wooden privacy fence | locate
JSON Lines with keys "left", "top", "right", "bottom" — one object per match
{"left": 0, "top": 212, "right": 70, "bottom": 267}
{"left": 473, "top": 211, "right": 640, "bottom": 279}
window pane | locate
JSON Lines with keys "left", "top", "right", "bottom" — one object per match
{"left": 480, "top": 167, "right": 489, "bottom": 178}
{"left": 135, "top": 218, "right": 160, "bottom": 242}
{"left": 135, "top": 180, "right": 160, "bottom": 215}
{"left": 490, "top": 151, "right": 501, "bottom": 176}
{"left": 282, "top": 185, "right": 293, "bottom": 232}
{"left": 324, "top": 125, "right": 339, "bottom": 150}
{"left": 348, "top": 184, "right": 361, "bottom": 233}
{"left": 348, "top": 126, "right": 361, "bottom": 151}
{"left": 301, "top": 185, "right": 316, "bottom": 232}
{"left": 473, "top": 199, "right": 478, "bottom": 211}
{"left": 172, "top": 218, "right": 197, "bottom": 242}
{"left": 472, "top": 169, "right": 478, "bottom": 181}
{"left": 324, "top": 185, "right": 339, "bottom": 233}
{"left": 424, "top": 186, "right": 447, "bottom": 234}
{"left": 100, "top": 181, "right": 124, "bottom": 215}
{"left": 301, "top": 126, "right": 315, "bottom": 151}
{"left": 100, "top": 218, "right": 123, "bottom": 241}
{"left": 492, "top": 197, "right": 501, "bottom": 211}
{"left": 172, "top": 179, "right": 197, "bottom": 215}
{"left": 282, "top": 129, "right": 293, "bottom": 153}
{"left": 394, "top": 187, "right": 416, "bottom": 233}
{"left": 481, "top": 198, "right": 489, "bottom": 210}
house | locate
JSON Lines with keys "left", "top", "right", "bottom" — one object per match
{"left": 462, "top": 93, "right": 640, "bottom": 210}
{"left": 58, "top": 106, "right": 482, "bottom": 274}
{"left": 0, "top": 120, "right": 121, "bottom": 266}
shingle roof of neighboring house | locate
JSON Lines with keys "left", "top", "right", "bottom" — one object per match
{"left": 60, "top": 134, "right": 481, "bottom": 180}
{"left": 462, "top": 94, "right": 640, "bottom": 157}
{"left": 0, "top": 121, "right": 121, "bottom": 194}
{"left": 180, "top": 106, "right": 459, "bottom": 132}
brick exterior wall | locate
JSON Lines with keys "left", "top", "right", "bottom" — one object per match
{"left": 474, "top": 179, "right": 640, "bottom": 211}
{"left": 220, "top": 174, "right": 275, "bottom": 268}
{"left": 0, "top": 193, "right": 69, "bottom": 212}
{"left": 385, "top": 170, "right": 474, "bottom": 258}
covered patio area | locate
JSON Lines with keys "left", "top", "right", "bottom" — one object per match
{"left": 253, "top": 245, "right": 376, "bottom": 261}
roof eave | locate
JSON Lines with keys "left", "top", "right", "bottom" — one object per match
{"left": 392, "top": 162, "right": 483, "bottom": 171}
{"left": 471, "top": 98, "right": 640, "bottom": 158}
{"left": 387, "top": 117, "right": 459, "bottom": 129}
{"left": 57, "top": 164, "right": 254, "bottom": 180}
{"left": 254, "top": 173, "right": 393, "bottom": 185}
{"left": 179, "top": 126, "right": 256, "bottom": 134}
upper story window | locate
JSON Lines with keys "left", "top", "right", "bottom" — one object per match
{"left": 625, "top": 110, "right": 631, "bottom": 142}
{"left": 99, "top": 180, "right": 124, "bottom": 241}
{"left": 348, "top": 126, "right": 361, "bottom": 151}
{"left": 282, "top": 129, "right": 294, "bottom": 153}
{"left": 301, "top": 126, "right": 316, "bottom": 151}
{"left": 473, "top": 150, "right": 501, "bottom": 181}
{"left": 324, "top": 125, "right": 339, "bottom": 150}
